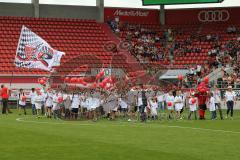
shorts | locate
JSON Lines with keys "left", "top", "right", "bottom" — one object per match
{"left": 71, "top": 108, "right": 79, "bottom": 114}
{"left": 134, "top": 106, "right": 138, "bottom": 112}
{"left": 35, "top": 104, "right": 42, "bottom": 110}
{"left": 121, "top": 108, "right": 128, "bottom": 112}
{"left": 167, "top": 107, "right": 174, "bottom": 111}
{"left": 175, "top": 106, "right": 182, "bottom": 112}
{"left": 82, "top": 107, "right": 87, "bottom": 112}
{"left": 199, "top": 104, "right": 207, "bottom": 110}
{"left": 47, "top": 106, "right": 52, "bottom": 109}
{"left": 19, "top": 105, "right": 26, "bottom": 109}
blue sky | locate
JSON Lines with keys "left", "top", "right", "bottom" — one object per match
{"left": 0, "top": 0, "right": 239, "bottom": 9}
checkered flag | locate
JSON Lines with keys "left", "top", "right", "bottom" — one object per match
{"left": 15, "top": 25, "right": 65, "bottom": 71}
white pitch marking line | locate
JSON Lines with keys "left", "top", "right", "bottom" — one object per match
{"left": 16, "top": 117, "right": 240, "bottom": 134}
{"left": 159, "top": 125, "right": 240, "bottom": 134}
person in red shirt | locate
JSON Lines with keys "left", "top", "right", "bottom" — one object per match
{"left": 1, "top": 84, "right": 10, "bottom": 114}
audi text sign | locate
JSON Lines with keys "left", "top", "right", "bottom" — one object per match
{"left": 143, "top": 0, "right": 223, "bottom": 5}
{"left": 198, "top": 10, "right": 230, "bottom": 22}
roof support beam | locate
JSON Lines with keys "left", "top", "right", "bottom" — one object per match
{"left": 96, "top": 0, "right": 104, "bottom": 22}
{"left": 32, "top": 0, "right": 39, "bottom": 18}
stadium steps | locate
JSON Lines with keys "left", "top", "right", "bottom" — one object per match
{"left": 100, "top": 23, "right": 149, "bottom": 80}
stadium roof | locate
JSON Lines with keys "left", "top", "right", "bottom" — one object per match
{"left": 0, "top": 0, "right": 239, "bottom": 9}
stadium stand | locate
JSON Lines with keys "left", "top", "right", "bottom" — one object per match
{"left": 0, "top": 16, "right": 146, "bottom": 81}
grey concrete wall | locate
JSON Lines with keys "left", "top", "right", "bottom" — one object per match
{"left": 0, "top": 2, "right": 34, "bottom": 17}
{"left": 39, "top": 4, "right": 98, "bottom": 20}
{"left": 0, "top": 3, "right": 99, "bottom": 20}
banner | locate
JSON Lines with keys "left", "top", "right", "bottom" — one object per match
{"left": 15, "top": 25, "right": 65, "bottom": 72}
{"left": 105, "top": 7, "right": 240, "bottom": 25}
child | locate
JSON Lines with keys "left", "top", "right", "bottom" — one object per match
{"left": 209, "top": 92, "right": 217, "bottom": 120}
{"left": 91, "top": 96, "right": 101, "bottom": 121}
{"left": 52, "top": 91, "right": 60, "bottom": 119}
{"left": 18, "top": 89, "right": 27, "bottom": 115}
{"left": 45, "top": 89, "right": 53, "bottom": 118}
{"left": 71, "top": 92, "right": 80, "bottom": 120}
{"left": 166, "top": 91, "right": 175, "bottom": 120}
{"left": 29, "top": 88, "right": 36, "bottom": 115}
{"left": 188, "top": 94, "right": 197, "bottom": 120}
{"left": 149, "top": 97, "right": 158, "bottom": 120}
{"left": 118, "top": 96, "right": 128, "bottom": 118}
{"left": 64, "top": 94, "right": 72, "bottom": 119}
{"left": 174, "top": 90, "right": 184, "bottom": 119}
{"left": 35, "top": 90, "right": 44, "bottom": 118}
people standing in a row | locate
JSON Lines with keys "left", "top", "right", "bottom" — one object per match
{"left": 1, "top": 84, "right": 238, "bottom": 122}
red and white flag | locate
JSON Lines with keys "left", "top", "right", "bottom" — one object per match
{"left": 15, "top": 25, "right": 65, "bottom": 71}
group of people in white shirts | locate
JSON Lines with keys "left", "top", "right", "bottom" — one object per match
{"left": 17, "top": 85, "right": 237, "bottom": 121}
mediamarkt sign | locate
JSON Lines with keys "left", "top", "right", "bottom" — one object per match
{"left": 114, "top": 9, "right": 149, "bottom": 17}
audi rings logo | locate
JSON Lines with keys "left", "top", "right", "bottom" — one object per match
{"left": 198, "top": 10, "right": 230, "bottom": 22}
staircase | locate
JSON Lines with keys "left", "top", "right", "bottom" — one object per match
{"left": 207, "top": 67, "right": 233, "bottom": 84}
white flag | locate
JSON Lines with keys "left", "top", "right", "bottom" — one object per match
{"left": 15, "top": 25, "right": 65, "bottom": 71}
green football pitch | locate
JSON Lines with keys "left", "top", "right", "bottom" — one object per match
{"left": 0, "top": 110, "right": 240, "bottom": 160}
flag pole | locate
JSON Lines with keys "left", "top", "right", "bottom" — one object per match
{"left": 10, "top": 71, "right": 13, "bottom": 88}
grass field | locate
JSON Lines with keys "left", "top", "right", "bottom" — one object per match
{"left": 0, "top": 110, "right": 240, "bottom": 160}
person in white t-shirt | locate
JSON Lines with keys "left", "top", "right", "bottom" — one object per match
{"left": 224, "top": 86, "right": 236, "bottom": 119}
{"left": 148, "top": 97, "right": 158, "bottom": 120}
{"left": 45, "top": 89, "right": 53, "bottom": 118}
{"left": 136, "top": 92, "right": 143, "bottom": 112}
{"left": 34, "top": 90, "right": 44, "bottom": 118}
{"left": 174, "top": 90, "right": 184, "bottom": 119}
{"left": 188, "top": 94, "right": 197, "bottom": 120}
{"left": 40, "top": 89, "right": 47, "bottom": 115}
{"left": 213, "top": 85, "right": 223, "bottom": 120}
{"left": 64, "top": 94, "right": 72, "bottom": 119}
{"left": 29, "top": 88, "right": 37, "bottom": 115}
{"left": 118, "top": 95, "right": 128, "bottom": 118}
{"left": 165, "top": 91, "right": 175, "bottom": 120}
{"left": 90, "top": 94, "right": 101, "bottom": 121}
{"left": 18, "top": 89, "right": 27, "bottom": 115}
{"left": 126, "top": 91, "right": 136, "bottom": 121}
{"left": 57, "top": 91, "right": 64, "bottom": 117}
{"left": 71, "top": 93, "right": 80, "bottom": 120}
{"left": 209, "top": 93, "right": 216, "bottom": 120}
{"left": 52, "top": 91, "right": 60, "bottom": 119}
{"left": 80, "top": 92, "right": 88, "bottom": 117}
{"left": 156, "top": 91, "right": 165, "bottom": 111}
